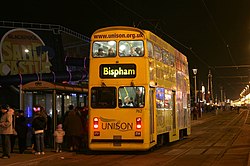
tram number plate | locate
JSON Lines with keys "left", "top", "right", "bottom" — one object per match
{"left": 113, "top": 135, "right": 122, "bottom": 146}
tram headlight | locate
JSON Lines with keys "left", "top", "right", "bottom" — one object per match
{"left": 93, "top": 117, "right": 99, "bottom": 129}
{"left": 136, "top": 117, "right": 142, "bottom": 129}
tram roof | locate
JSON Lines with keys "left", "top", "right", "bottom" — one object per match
{"left": 22, "top": 81, "right": 88, "bottom": 93}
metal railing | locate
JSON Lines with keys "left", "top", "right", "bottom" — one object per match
{"left": 0, "top": 21, "right": 90, "bottom": 43}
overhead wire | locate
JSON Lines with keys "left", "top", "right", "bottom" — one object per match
{"left": 112, "top": 0, "right": 242, "bottom": 99}
{"left": 201, "top": 0, "right": 236, "bottom": 67}
{"left": 201, "top": 0, "right": 242, "bottom": 99}
{"left": 113, "top": 0, "right": 211, "bottom": 68}
{"left": 89, "top": 0, "right": 117, "bottom": 23}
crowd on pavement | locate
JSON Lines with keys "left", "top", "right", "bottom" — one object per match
{"left": 0, "top": 104, "right": 89, "bottom": 159}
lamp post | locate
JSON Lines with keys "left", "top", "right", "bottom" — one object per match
{"left": 192, "top": 68, "right": 198, "bottom": 104}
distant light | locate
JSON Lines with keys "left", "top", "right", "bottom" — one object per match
{"left": 202, "top": 85, "right": 205, "bottom": 93}
{"left": 24, "top": 49, "right": 29, "bottom": 53}
{"left": 192, "top": 68, "right": 198, "bottom": 75}
{"left": 27, "top": 106, "right": 32, "bottom": 118}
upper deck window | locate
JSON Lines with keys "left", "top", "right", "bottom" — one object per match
{"left": 147, "top": 41, "right": 154, "bottom": 58}
{"left": 93, "top": 41, "right": 116, "bottom": 57}
{"left": 119, "top": 41, "right": 144, "bottom": 57}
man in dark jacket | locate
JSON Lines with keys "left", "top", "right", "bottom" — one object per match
{"left": 32, "top": 109, "right": 46, "bottom": 155}
{"left": 15, "top": 110, "right": 28, "bottom": 154}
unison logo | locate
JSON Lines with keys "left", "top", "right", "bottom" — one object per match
{"left": 100, "top": 64, "right": 136, "bottom": 78}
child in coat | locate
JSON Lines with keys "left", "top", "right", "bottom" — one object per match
{"left": 53, "top": 124, "right": 65, "bottom": 152}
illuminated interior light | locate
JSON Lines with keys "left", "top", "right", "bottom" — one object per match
{"left": 119, "top": 45, "right": 126, "bottom": 51}
{"left": 108, "top": 41, "right": 116, "bottom": 46}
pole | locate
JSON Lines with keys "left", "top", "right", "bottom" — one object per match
{"left": 40, "top": 47, "right": 42, "bottom": 81}
{"left": 194, "top": 75, "right": 197, "bottom": 104}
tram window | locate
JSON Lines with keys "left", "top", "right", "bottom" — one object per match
{"left": 162, "top": 50, "right": 168, "bottom": 64}
{"left": 169, "top": 53, "right": 175, "bottom": 67}
{"left": 93, "top": 41, "right": 116, "bottom": 57}
{"left": 154, "top": 45, "right": 161, "bottom": 61}
{"left": 119, "top": 40, "right": 144, "bottom": 57}
{"left": 91, "top": 87, "right": 116, "bottom": 108}
{"left": 118, "top": 86, "right": 145, "bottom": 108}
{"left": 147, "top": 41, "right": 154, "bottom": 58}
{"left": 165, "top": 89, "right": 173, "bottom": 110}
{"left": 156, "top": 88, "right": 164, "bottom": 108}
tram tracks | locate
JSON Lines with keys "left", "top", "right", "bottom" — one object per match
{"left": 157, "top": 110, "right": 250, "bottom": 165}
{"left": 210, "top": 110, "right": 248, "bottom": 165}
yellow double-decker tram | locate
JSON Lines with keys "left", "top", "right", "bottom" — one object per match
{"left": 88, "top": 26, "right": 191, "bottom": 151}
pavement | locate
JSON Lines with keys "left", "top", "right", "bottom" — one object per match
{"left": 191, "top": 109, "right": 218, "bottom": 126}
{"left": 0, "top": 109, "right": 226, "bottom": 166}
{"left": 0, "top": 147, "right": 78, "bottom": 166}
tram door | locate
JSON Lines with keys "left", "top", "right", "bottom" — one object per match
{"left": 149, "top": 88, "right": 155, "bottom": 143}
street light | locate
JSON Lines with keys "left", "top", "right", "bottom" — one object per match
{"left": 192, "top": 68, "right": 198, "bottom": 104}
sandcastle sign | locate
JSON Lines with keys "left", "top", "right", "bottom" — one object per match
{"left": 0, "top": 28, "right": 52, "bottom": 76}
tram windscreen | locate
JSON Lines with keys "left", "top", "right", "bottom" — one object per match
{"left": 118, "top": 86, "right": 145, "bottom": 108}
{"left": 91, "top": 87, "right": 116, "bottom": 108}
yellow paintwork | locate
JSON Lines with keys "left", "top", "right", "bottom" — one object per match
{"left": 89, "top": 26, "right": 191, "bottom": 151}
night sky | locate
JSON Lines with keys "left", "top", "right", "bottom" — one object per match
{"left": 1, "top": 0, "right": 250, "bottom": 100}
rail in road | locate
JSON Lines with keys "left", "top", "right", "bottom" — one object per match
{"left": 157, "top": 109, "right": 250, "bottom": 166}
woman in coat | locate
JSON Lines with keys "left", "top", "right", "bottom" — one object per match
{"left": 0, "top": 104, "right": 13, "bottom": 159}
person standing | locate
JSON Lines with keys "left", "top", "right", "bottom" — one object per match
{"left": 32, "top": 106, "right": 47, "bottom": 155}
{"left": 10, "top": 108, "right": 17, "bottom": 153}
{"left": 192, "top": 105, "right": 198, "bottom": 120}
{"left": 0, "top": 104, "right": 13, "bottom": 159}
{"left": 64, "top": 107, "right": 83, "bottom": 152}
{"left": 15, "top": 110, "right": 28, "bottom": 154}
{"left": 80, "top": 106, "right": 89, "bottom": 150}
{"left": 134, "top": 88, "right": 144, "bottom": 107}
{"left": 53, "top": 124, "right": 65, "bottom": 153}
{"left": 62, "top": 104, "right": 74, "bottom": 149}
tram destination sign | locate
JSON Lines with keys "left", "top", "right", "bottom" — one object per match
{"left": 100, "top": 64, "right": 136, "bottom": 78}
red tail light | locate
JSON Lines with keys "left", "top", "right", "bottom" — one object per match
{"left": 93, "top": 117, "right": 99, "bottom": 129}
{"left": 136, "top": 117, "right": 142, "bottom": 129}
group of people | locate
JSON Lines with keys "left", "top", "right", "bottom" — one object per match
{"left": 121, "top": 88, "right": 144, "bottom": 108}
{"left": 95, "top": 46, "right": 143, "bottom": 57}
{"left": 0, "top": 103, "right": 89, "bottom": 159}
{"left": 63, "top": 105, "right": 88, "bottom": 152}
{"left": 95, "top": 47, "right": 116, "bottom": 57}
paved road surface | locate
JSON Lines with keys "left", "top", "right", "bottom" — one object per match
{"left": 1, "top": 109, "right": 250, "bottom": 166}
